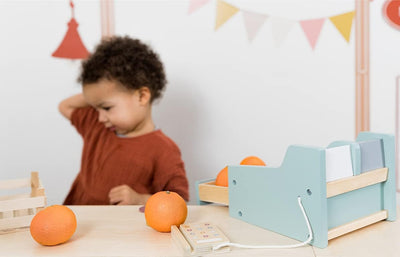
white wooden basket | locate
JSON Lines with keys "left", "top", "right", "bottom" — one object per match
{"left": 0, "top": 171, "right": 46, "bottom": 232}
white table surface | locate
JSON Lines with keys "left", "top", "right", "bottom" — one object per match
{"left": 0, "top": 205, "right": 399, "bottom": 257}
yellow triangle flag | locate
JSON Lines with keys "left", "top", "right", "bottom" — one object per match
{"left": 215, "top": 0, "right": 239, "bottom": 30}
{"left": 329, "top": 11, "right": 355, "bottom": 42}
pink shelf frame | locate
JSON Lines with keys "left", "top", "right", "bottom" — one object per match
{"left": 100, "top": 0, "right": 115, "bottom": 39}
{"left": 396, "top": 76, "right": 400, "bottom": 192}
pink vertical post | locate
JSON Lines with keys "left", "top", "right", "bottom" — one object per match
{"left": 100, "top": 0, "right": 115, "bottom": 39}
{"left": 396, "top": 76, "right": 400, "bottom": 192}
{"left": 355, "top": 0, "right": 370, "bottom": 137}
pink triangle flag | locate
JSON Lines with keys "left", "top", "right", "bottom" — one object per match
{"left": 188, "top": 0, "right": 211, "bottom": 14}
{"left": 242, "top": 10, "right": 268, "bottom": 42}
{"left": 300, "top": 18, "right": 325, "bottom": 50}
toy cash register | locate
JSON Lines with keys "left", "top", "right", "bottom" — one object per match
{"left": 196, "top": 132, "right": 396, "bottom": 248}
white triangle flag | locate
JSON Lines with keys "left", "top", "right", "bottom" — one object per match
{"left": 242, "top": 10, "right": 269, "bottom": 42}
{"left": 270, "top": 16, "right": 296, "bottom": 47}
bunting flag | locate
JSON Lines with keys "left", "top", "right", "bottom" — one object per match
{"left": 215, "top": 0, "right": 239, "bottom": 30}
{"left": 192, "top": 0, "right": 356, "bottom": 48}
{"left": 270, "top": 17, "right": 296, "bottom": 47}
{"left": 329, "top": 11, "right": 355, "bottom": 42}
{"left": 188, "top": 0, "right": 211, "bottom": 14}
{"left": 242, "top": 10, "right": 268, "bottom": 42}
{"left": 300, "top": 18, "right": 325, "bottom": 50}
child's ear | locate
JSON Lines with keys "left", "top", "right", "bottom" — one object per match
{"left": 137, "top": 87, "right": 151, "bottom": 105}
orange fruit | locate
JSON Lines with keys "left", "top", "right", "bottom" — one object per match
{"left": 144, "top": 191, "right": 187, "bottom": 232}
{"left": 215, "top": 166, "right": 228, "bottom": 187}
{"left": 30, "top": 205, "right": 77, "bottom": 246}
{"left": 240, "top": 156, "right": 266, "bottom": 166}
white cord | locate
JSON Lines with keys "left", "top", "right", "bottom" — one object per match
{"left": 213, "top": 196, "right": 313, "bottom": 250}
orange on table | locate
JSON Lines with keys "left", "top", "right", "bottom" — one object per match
{"left": 30, "top": 205, "right": 77, "bottom": 246}
{"left": 215, "top": 166, "right": 228, "bottom": 187}
{"left": 240, "top": 156, "right": 266, "bottom": 166}
{"left": 145, "top": 191, "right": 187, "bottom": 232}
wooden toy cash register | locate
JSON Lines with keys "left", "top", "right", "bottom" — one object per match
{"left": 196, "top": 132, "right": 396, "bottom": 248}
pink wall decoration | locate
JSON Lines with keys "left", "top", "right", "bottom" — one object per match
{"left": 52, "top": 0, "right": 89, "bottom": 60}
{"left": 300, "top": 19, "right": 325, "bottom": 50}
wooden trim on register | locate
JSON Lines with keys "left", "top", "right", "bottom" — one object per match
{"left": 327, "top": 168, "right": 388, "bottom": 198}
{"left": 328, "top": 210, "right": 388, "bottom": 240}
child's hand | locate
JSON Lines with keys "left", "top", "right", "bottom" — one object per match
{"left": 108, "top": 185, "right": 151, "bottom": 205}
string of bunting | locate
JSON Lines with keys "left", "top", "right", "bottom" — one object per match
{"left": 189, "top": 0, "right": 355, "bottom": 49}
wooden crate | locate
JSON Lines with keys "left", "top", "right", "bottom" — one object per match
{"left": 0, "top": 171, "right": 46, "bottom": 233}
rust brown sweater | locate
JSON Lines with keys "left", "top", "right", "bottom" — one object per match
{"left": 63, "top": 107, "right": 189, "bottom": 205}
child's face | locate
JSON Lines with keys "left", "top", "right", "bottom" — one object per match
{"left": 82, "top": 79, "right": 151, "bottom": 137}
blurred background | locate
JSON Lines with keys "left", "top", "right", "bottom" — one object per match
{"left": 0, "top": 0, "right": 399, "bottom": 205}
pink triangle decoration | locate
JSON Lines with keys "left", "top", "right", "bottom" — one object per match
{"left": 299, "top": 18, "right": 325, "bottom": 50}
{"left": 188, "top": 0, "right": 211, "bottom": 14}
{"left": 242, "top": 10, "right": 268, "bottom": 42}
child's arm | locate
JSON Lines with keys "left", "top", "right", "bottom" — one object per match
{"left": 108, "top": 185, "right": 152, "bottom": 205}
{"left": 58, "top": 93, "right": 89, "bottom": 120}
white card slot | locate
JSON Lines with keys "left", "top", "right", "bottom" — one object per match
{"left": 326, "top": 145, "right": 354, "bottom": 182}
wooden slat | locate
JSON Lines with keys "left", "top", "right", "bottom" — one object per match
{"left": 31, "top": 172, "right": 45, "bottom": 198}
{"left": 0, "top": 215, "right": 34, "bottom": 231}
{"left": 13, "top": 209, "right": 30, "bottom": 217}
{"left": 328, "top": 210, "right": 388, "bottom": 240}
{"left": 327, "top": 168, "right": 388, "bottom": 198}
{"left": 31, "top": 172, "right": 40, "bottom": 189}
{"left": 0, "top": 196, "right": 46, "bottom": 212}
{"left": 0, "top": 211, "right": 13, "bottom": 219}
{"left": 31, "top": 188, "right": 45, "bottom": 198}
{"left": 0, "top": 177, "right": 30, "bottom": 190}
{"left": 0, "top": 193, "right": 31, "bottom": 201}
{"left": 198, "top": 181, "right": 229, "bottom": 205}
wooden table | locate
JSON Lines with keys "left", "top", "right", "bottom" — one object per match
{"left": 0, "top": 205, "right": 399, "bottom": 256}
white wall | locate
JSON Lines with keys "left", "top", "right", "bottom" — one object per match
{"left": 1, "top": 0, "right": 399, "bottom": 205}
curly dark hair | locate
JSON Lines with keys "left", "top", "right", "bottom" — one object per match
{"left": 78, "top": 36, "right": 166, "bottom": 102}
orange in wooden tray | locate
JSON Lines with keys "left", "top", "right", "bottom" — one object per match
{"left": 145, "top": 191, "right": 187, "bottom": 232}
{"left": 30, "top": 205, "right": 77, "bottom": 246}
{"left": 240, "top": 156, "right": 266, "bottom": 166}
{"left": 215, "top": 156, "right": 266, "bottom": 187}
{"left": 215, "top": 166, "right": 228, "bottom": 187}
